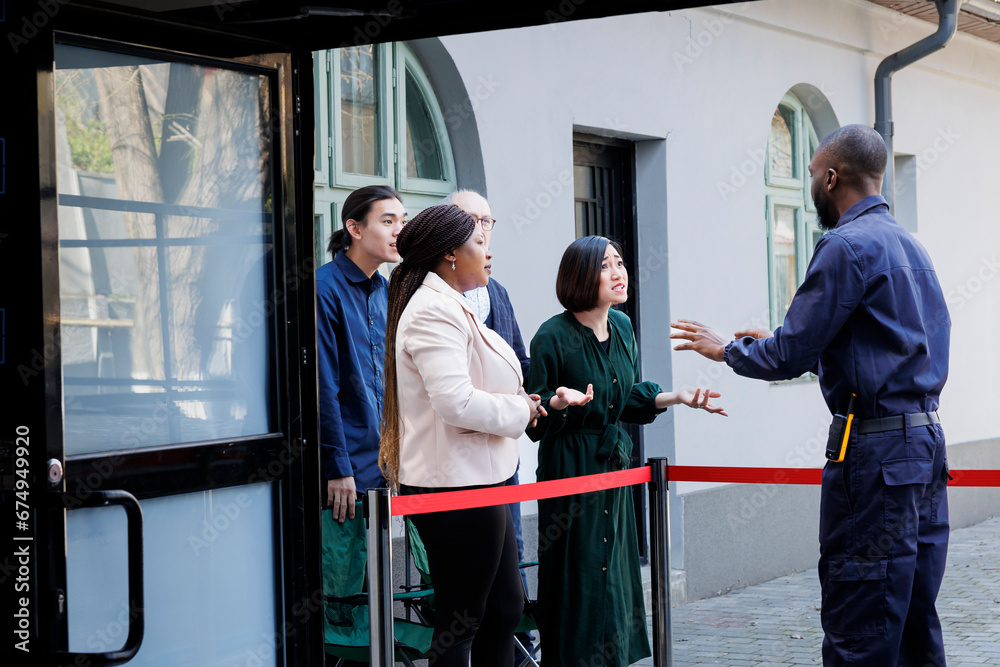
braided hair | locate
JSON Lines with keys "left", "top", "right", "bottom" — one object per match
{"left": 380, "top": 204, "right": 477, "bottom": 489}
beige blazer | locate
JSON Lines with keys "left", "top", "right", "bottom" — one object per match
{"left": 396, "top": 271, "right": 529, "bottom": 488}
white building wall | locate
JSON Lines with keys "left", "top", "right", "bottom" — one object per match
{"left": 437, "top": 0, "right": 1000, "bottom": 598}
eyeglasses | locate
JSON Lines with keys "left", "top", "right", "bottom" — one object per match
{"left": 476, "top": 217, "right": 497, "bottom": 231}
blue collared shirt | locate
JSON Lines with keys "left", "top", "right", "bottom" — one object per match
{"left": 316, "top": 251, "right": 388, "bottom": 490}
{"left": 725, "top": 195, "right": 950, "bottom": 418}
{"left": 484, "top": 279, "right": 530, "bottom": 381}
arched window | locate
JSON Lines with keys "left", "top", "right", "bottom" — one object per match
{"left": 765, "top": 92, "right": 822, "bottom": 328}
{"left": 314, "top": 43, "right": 457, "bottom": 267}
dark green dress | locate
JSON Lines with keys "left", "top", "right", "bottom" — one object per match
{"left": 526, "top": 309, "right": 665, "bottom": 666}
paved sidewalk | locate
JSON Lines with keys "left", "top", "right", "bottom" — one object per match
{"left": 637, "top": 516, "right": 1000, "bottom": 666}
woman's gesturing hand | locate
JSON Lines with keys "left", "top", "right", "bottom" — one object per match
{"left": 549, "top": 384, "right": 595, "bottom": 411}
{"left": 676, "top": 387, "right": 727, "bottom": 416}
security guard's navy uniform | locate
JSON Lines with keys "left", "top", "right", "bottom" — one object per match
{"left": 725, "top": 195, "right": 950, "bottom": 666}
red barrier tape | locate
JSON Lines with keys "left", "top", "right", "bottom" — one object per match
{"left": 391, "top": 467, "right": 651, "bottom": 517}
{"left": 389, "top": 466, "right": 1000, "bottom": 516}
{"left": 668, "top": 465, "right": 822, "bottom": 485}
{"left": 947, "top": 470, "right": 1000, "bottom": 487}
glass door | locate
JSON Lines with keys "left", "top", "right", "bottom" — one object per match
{"left": 10, "top": 32, "right": 316, "bottom": 666}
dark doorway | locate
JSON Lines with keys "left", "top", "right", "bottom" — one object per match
{"left": 572, "top": 134, "right": 647, "bottom": 561}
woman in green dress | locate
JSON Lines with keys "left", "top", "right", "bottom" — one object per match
{"left": 526, "top": 236, "right": 726, "bottom": 666}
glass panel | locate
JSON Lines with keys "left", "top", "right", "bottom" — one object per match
{"left": 772, "top": 206, "right": 798, "bottom": 318}
{"left": 404, "top": 69, "right": 444, "bottom": 181}
{"left": 805, "top": 130, "right": 819, "bottom": 211}
{"left": 340, "top": 46, "right": 380, "bottom": 176}
{"left": 574, "top": 201, "right": 586, "bottom": 239}
{"left": 574, "top": 164, "right": 593, "bottom": 199}
{"left": 66, "top": 483, "right": 277, "bottom": 665}
{"left": 54, "top": 44, "right": 275, "bottom": 455}
{"left": 315, "top": 213, "right": 325, "bottom": 269}
{"left": 599, "top": 166, "right": 612, "bottom": 236}
{"left": 768, "top": 106, "right": 796, "bottom": 180}
{"left": 314, "top": 53, "right": 322, "bottom": 171}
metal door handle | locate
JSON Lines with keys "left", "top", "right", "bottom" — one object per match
{"left": 56, "top": 490, "right": 145, "bottom": 666}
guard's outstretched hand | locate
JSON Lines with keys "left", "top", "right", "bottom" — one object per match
{"left": 669, "top": 319, "right": 727, "bottom": 362}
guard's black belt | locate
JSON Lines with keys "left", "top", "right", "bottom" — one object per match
{"left": 856, "top": 411, "right": 940, "bottom": 434}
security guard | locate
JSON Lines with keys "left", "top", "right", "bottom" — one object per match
{"left": 670, "top": 124, "right": 950, "bottom": 666}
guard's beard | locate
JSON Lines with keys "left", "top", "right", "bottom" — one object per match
{"left": 814, "top": 191, "right": 839, "bottom": 231}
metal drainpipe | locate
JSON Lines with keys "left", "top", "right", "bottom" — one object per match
{"left": 874, "top": 0, "right": 960, "bottom": 214}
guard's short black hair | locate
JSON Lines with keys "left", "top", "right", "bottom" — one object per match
{"left": 556, "top": 236, "right": 625, "bottom": 313}
{"left": 816, "top": 124, "right": 887, "bottom": 186}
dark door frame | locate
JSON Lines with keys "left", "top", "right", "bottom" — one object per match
{"left": 2, "top": 8, "right": 321, "bottom": 666}
{"left": 572, "top": 133, "right": 648, "bottom": 561}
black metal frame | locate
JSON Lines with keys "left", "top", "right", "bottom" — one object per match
{"left": 0, "top": 6, "right": 321, "bottom": 664}
{"left": 647, "top": 458, "right": 673, "bottom": 667}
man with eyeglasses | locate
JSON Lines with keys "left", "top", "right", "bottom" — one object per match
{"left": 445, "top": 189, "right": 534, "bottom": 661}
{"left": 445, "top": 190, "right": 529, "bottom": 380}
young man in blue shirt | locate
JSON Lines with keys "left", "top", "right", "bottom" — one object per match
{"left": 317, "top": 185, "right": 406, "bottom": 522}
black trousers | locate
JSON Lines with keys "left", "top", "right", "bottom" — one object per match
{"left": 404, "top": 485, "right": 524, "bottom": 667}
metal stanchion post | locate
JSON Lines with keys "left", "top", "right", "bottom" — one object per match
{"left": 647, "top": 458, "right": 673, "bottom": 667}
{"left": 366, "top": 488, "right": 394, "bottom": 667}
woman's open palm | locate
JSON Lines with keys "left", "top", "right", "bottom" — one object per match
{"left": 556, "top": 383, "right": 594, "bottom": 407}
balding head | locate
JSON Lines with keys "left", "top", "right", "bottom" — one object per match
{"left": 444, "top": 189, "right": 493, "bottom": 246}
{"left": 815, "top": 124, "right": 887, "bottom": 188}
{"left": 809, "top": 124, "right": 887, "bottom": 229}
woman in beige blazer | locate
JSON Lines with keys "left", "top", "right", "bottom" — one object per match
{"left": 380, "top": 204, "right": 545, "bottom": 667}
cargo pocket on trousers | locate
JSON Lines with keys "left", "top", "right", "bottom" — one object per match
{"left": 882, "top": 458, "right": 933, "bottom": 531}
{"left": 822, "top": 557, "right": 887, "bottom": 636}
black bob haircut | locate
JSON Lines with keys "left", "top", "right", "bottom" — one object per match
{"left": 555, "top": 236, "right": 624, "bottom": 313}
